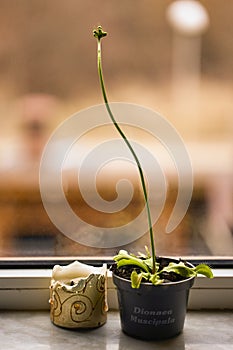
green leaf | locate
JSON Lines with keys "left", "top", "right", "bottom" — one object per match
{"left": 162, "top": 262, "right": 214, "bottom": 279}
{"left": 131, "top": 270, "right": 144, "bottom": 288}
{"left": 113, "top": 250, "right": 149, "bottom": 272}
{"left": 143, "top": 257, "right": 153, "bottom": 269}
{"left": 113, "top": 250, "right": 130, "bottom": 261}
{"left": 162, "top": 262, "right": 196, "bottom": 278}
{"left": 194, "top": 264, "right": 214, "bottom": 278}
{"left": 131, "top": 270, "right": 164, "bottom": 288}
{"left": 149, "top": 273, "right": 164, "bottom": 286}
{"left": 116, "top": 258, "right": 146, "bottom": 272}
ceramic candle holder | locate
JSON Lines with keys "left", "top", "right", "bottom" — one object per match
{"left": 49, "top": 261, "right": 108, "bottom": 329}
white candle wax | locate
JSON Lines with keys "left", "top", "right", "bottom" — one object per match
{"left": 52, "top": 260, "right": 106, "bottom": 283}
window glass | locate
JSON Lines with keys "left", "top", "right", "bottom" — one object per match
{"left": 0, "top": 0, "right": 232, "bottom": 263}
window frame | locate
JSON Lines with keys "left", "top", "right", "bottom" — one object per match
{"left": 0, "top": 257, "right": 232, "bottom": 310}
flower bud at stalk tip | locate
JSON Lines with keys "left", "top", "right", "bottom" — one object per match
{"left": 93, "top": 25, "right": 107, "bottom": 40}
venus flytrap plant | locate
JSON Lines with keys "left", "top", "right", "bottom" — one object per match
{"left": 93, "top": 25, "right": 213, "bottom": 288}
{"left": 114, "top": 249, "right": 213, "bottom": 288}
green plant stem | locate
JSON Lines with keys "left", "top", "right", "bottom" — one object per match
{"left": 95, "top": 30, "right": 156, "bottom": 273}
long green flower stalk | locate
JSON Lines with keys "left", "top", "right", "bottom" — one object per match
{"left": 93, "top": 25, "right": 156, "bottom": 274}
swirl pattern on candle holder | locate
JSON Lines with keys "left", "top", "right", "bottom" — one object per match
{"left": 50, "top": 274, "right": 107, "bottom": 328}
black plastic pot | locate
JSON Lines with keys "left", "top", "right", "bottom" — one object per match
{"left": 112, "top": 258, "right": 195, "bottom": 340}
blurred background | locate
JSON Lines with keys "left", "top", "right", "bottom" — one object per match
{"left": 0, "top": 0, "right": 232, "bottom": 259}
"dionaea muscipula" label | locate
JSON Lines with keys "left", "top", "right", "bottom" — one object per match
{"left": 130, "top": 306, "right": 175, "bottom": 326}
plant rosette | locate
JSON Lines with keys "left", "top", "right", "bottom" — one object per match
{"left": 49, "top": 261, "right": 108, "bottom": 329}
{"left": 93, "top": 26, "right": 213, "bottom": 340}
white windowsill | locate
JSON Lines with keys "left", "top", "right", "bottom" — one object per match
{"left": 0, "top": 268, "right": 232, "bottom": 310}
